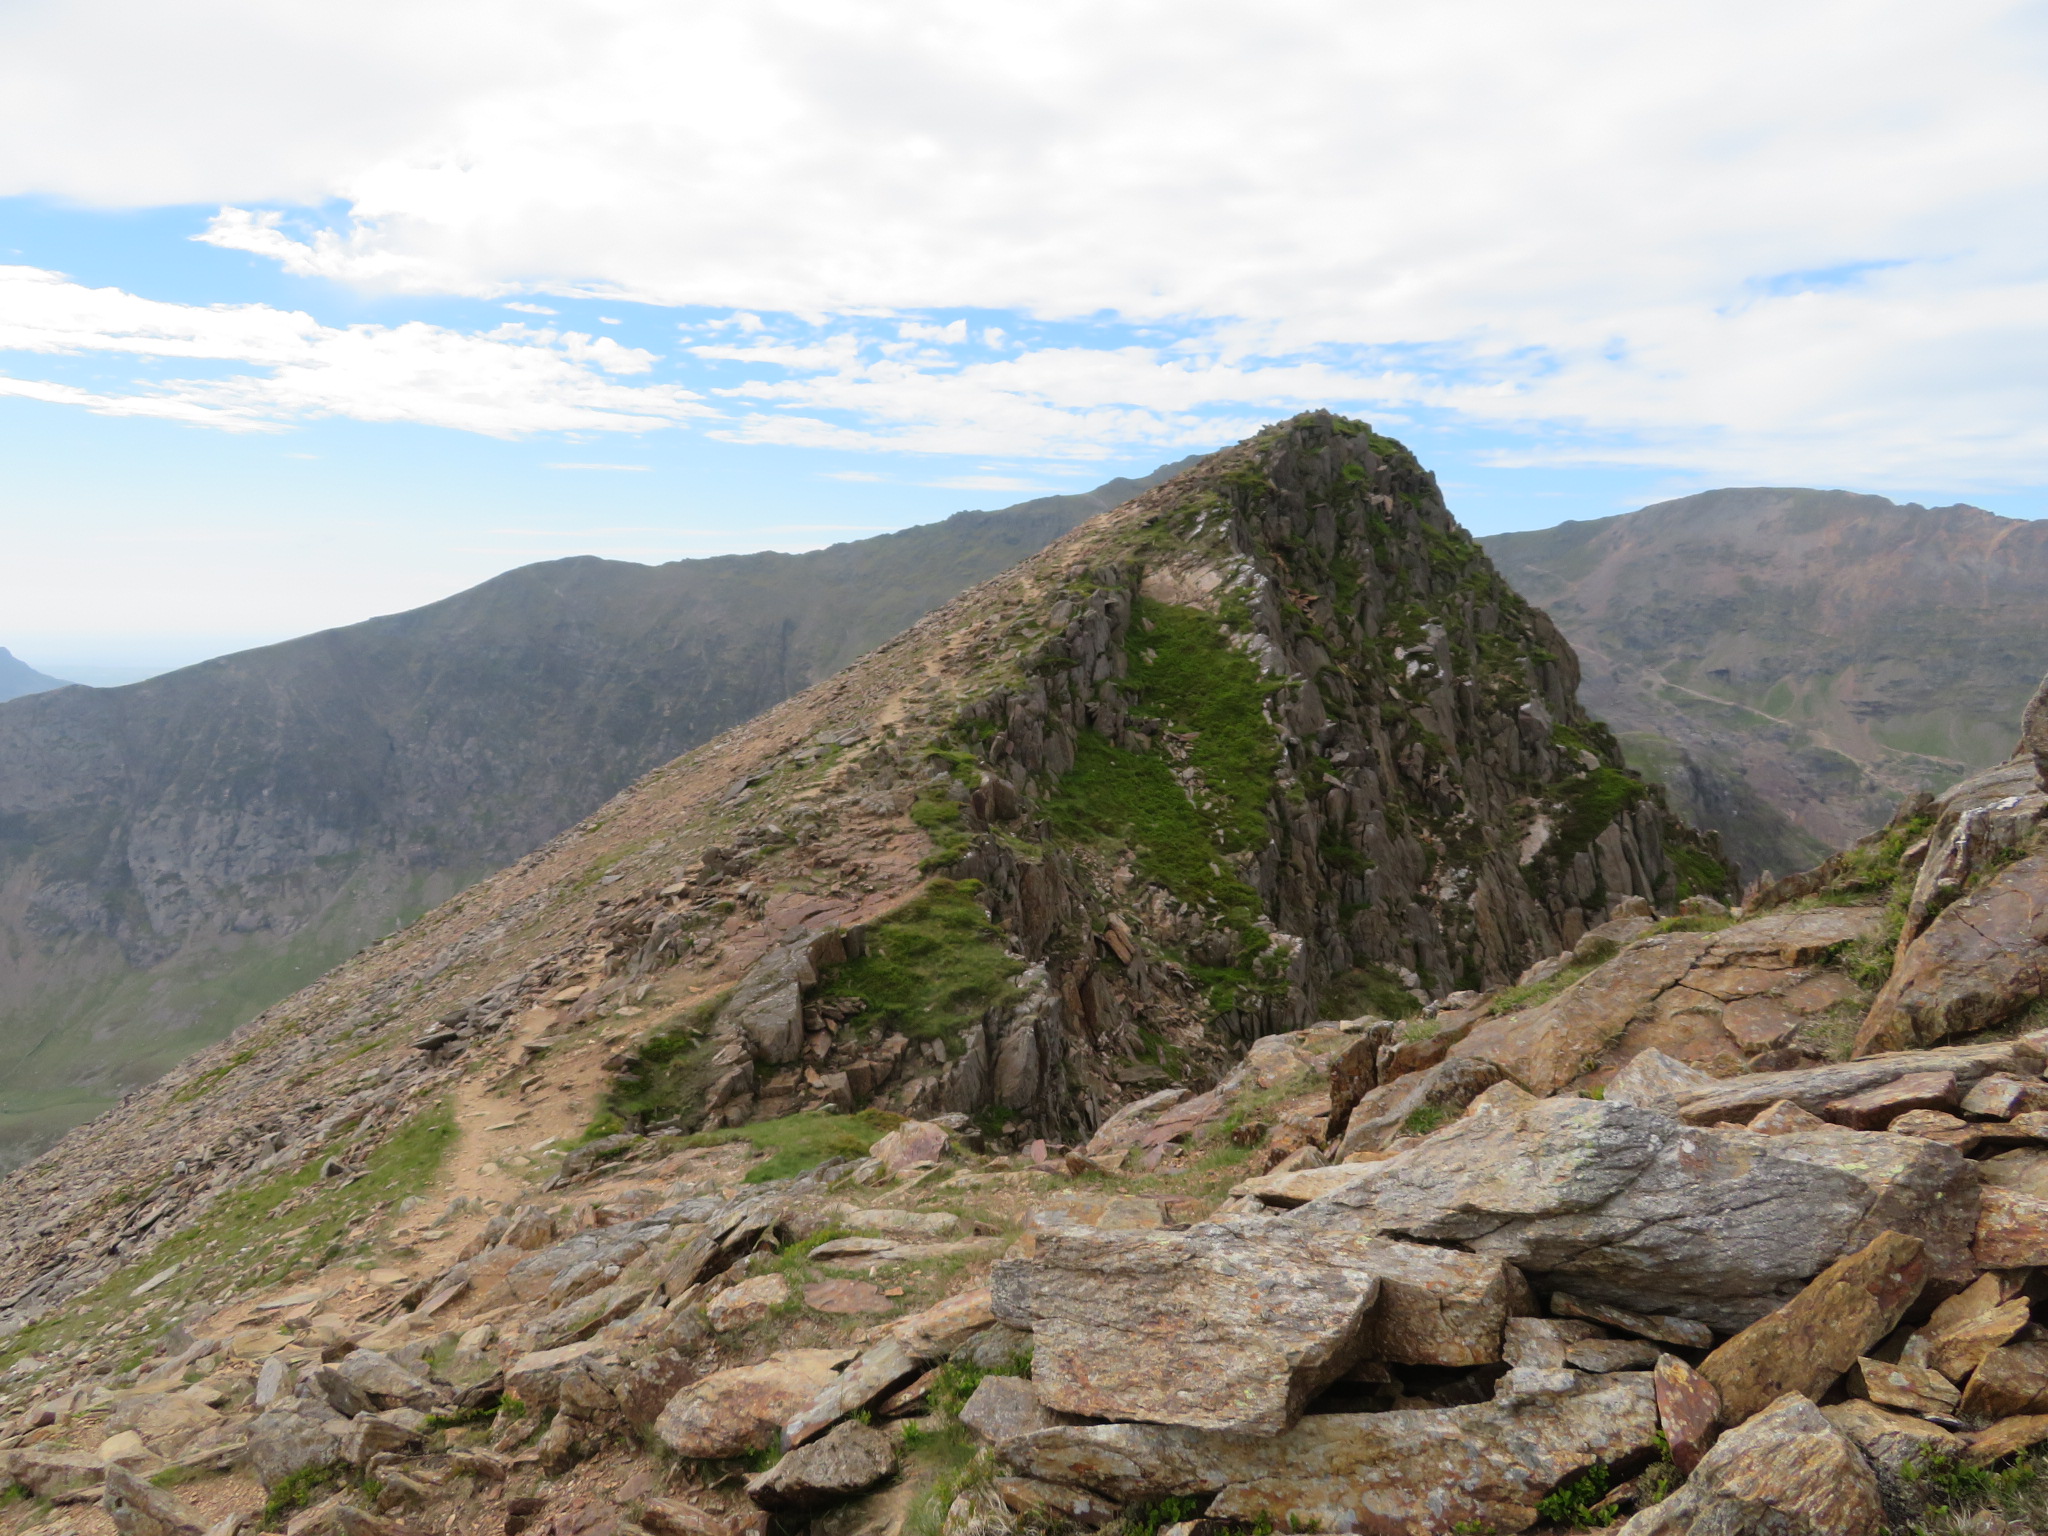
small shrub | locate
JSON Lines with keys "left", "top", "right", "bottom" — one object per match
{"left": 1536, "top": 1464, "right": 1617, "bottom": 1528}
{"left": 262, "top": 1463, "right": 349, "bottom": 1524}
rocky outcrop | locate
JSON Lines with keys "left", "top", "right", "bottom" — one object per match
{"left": 1621, "top": 1393, "right": 1883, "bottom": 1536}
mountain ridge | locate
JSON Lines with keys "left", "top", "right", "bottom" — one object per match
{"left": 1483, "top": 486, "right": 2048, "bottom": 879}
{"left": 0, "top": 460, "right": 1201, "bottom": 1165}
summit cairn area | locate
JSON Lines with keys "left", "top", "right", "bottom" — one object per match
{"left": 15, "top": 414, "right": 2048, "bottom": 1535}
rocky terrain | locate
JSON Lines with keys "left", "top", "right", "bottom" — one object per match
{"left": 0, "top": 460, "right": 1197, "bottom": 1168}
{"left": 1483, "top": 488, "right": 2048, "bottom": 881}
{"left": 45, "top": 413, "right": 2041, "bottom": 1536}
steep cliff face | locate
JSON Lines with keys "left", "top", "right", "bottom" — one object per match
{"left": 1484, "top": 489, "right": 2048, "bottom": 879}
{"left": 0, "top": 462, "right": 1196, "bottom": 1165}
{"left": 0, "top": 413, "right": 1733, "bottom": 1327}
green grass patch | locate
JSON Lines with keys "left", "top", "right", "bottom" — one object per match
{"left": 1489, "top": 942, "right": 1617, "bottom": 1015}
{"left": 600, "top": 990, "right": 732, "bottom": 1132}
{"left": 0, "top": 1100, "right": 457, "bottom": 1372}
{"left": 1318, "top": 965, "right": 1423, "bottom": 1021}
{"left": 260, "top": 1463, "right": 351, "bottom": 1525}
{"left": 1536, "top": 1464, "right": 1617, "bottom": 1528}
{"left": 679, "top": 1108, "right": 900, "bottom": 1184}
{"left": 1401, "top": 1103, "right": 1454, "bottom": 1137}
{"left": 827, "top": 879, "right": 1025, "bottom": 1045}
{"left": 1669, "top": 842, "right": 1736, "bottom": 900}
{"left": 1553, "top": 768, "right": 1647, "bottom": 861}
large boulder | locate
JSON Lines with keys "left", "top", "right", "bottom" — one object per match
{"left": 652, "top": 1348, "right": 851, "bottom": 1459}
{"left": 1697, "top": 1231, "right": 1926, "bottom": 1424}
{"left": 1293, "top": 1096, "right": 1971, "bottom": 1330}
{"left": 995, "top": 1217, "right": 1521, "bottom": 1434}
{"left": 1450, "top": 934, "right": 1715, "bottom": 1094}
{"left": 243, "top": 1403, "right": 348, "bottom": 1490}
{"left": 1860, "top": 853, "right": 2048, "bottom": 1054}
{"left": 990, "top": 1221, "right": 1379, "bottom": 1433}
{"left": 997, "top": 1373, "right": 1657, "bottom": 1534}
{"left": 745, "top": 1421, "right": 894, "bottom": 1510}
{"left": 101, "top": 1464, "right": 203, "bottom": 1536}
{"left": 1620, "top": 1393, "right": 1882, "bottom": 1536}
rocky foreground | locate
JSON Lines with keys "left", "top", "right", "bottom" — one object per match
{"left": 10, "top": 864, "right": 2048, "bottom": 1536}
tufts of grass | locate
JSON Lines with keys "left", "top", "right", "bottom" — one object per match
{"left": 600, "top": 989, "right": 732, "bottom": 1132}
{"left": 1902, "top": 1450, "right": 2045, "bottom": 1534}
{"left": 828, "top": 879, "right": 1025, "bottom": 1046}
{"left": 1, "top": 1100, "right": 456, "bottom": 1372}
{"left": 1488, "top": 942, "right": 1617, "bottom": 1016}
{"left": 1401, "top": 1103, "right": 1455, "bottom": 1137}
{"left": 1553, "top": 769, "right": 1647, "bottom": 862}
{"left": 261, "top": 1464, "right": 351, "bottom": 1525}
{"left": 680, "top": 1108, "right": 901, "bottom": 1184}
{"left": 1318, "top": 965, "right": 1423, "bottom": 1021}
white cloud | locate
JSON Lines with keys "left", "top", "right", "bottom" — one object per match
{"left": 0, "top": 0, "right": 2042, "bottom": 484}
{"left": 505, "top": 301, "right": 557, "bottom": 315}
{"left": 0, "top": 265, "right": 712, "bottom": 435}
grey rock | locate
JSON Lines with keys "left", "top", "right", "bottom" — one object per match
{"left": 746, "top": 1420, "right": 895, "bottom": 1510}
{"left": 997, "top": 1373, "right": 1657, "bottom": 1531}
{"left": 959, "top": 1376, "right": 1062, "bottom": 1445}
{"left": 1604, "top": 1049, "right": 1717, "bottom": 1116}
{"left": 1295, "top": 1095, "right": 1963, "bottom": 1330}
{"left": 103, "top": 1463, "right": 204, "bottom": 1536}
{"left": 242, "top": 1405, "right": 348, "bottom": 1490}
{"left": 1335, "top": 1056, "right": 1508, "bottom": 1157}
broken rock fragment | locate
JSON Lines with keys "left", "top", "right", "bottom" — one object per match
{"left": 1698, "top": 1230, "right": 1925, "bottom": 1424}
{"left": 1621, "top": 1393, "right": 1882, "bottom": 1536}
{"left": 989, "top": 1219, "right": 1380, "bottom": 1433}
{"left": 746, "top": 1420, "right": 894, "bottom": 1510}
{"left": 997, "top": 1373, "right": 1656, "bottom": 1534}
{"left": 653, "top": 1348, "right": 851, "bottom": 1459}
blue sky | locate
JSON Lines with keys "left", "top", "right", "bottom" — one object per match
{"left": 3, "top": 1, "right": 2046, "bottom": 678}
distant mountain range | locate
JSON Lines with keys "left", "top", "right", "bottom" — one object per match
{"left": 1483, "top": 488, "right": 2048, "bottom": 879}
{"left": 0, "top": 459, "right": 1198, "bottom": 1164}
{"left": 0, "top": 648, "right": 68, "bottom": 702}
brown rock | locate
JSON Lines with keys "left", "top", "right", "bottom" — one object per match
{"left": 1622, "top": 1393, "right": 1881, "bottom": 1536}
{"left": 988, "top": 1220, "right": 1380, "bottom": 1433}
{"left": 1823, "top": 1071, "right": 1958, "bottom": 1129}
{"left": 783, "top": 1337, "right": 925, "bottom": 1446}
{"left": 959, "top": 1377, "right": 1062, "bottom": 1445}
{"left": 1847, "top": 1357, "right": 1960, "bottom": 1415}
{"left": 1963, "top": 1073, "right": 2048, "bottom": 1119}
{"left": 1960, "top": 1342, "right": 2048, "bottom": 1418}
{"left": 1335, "top": 1056, "right": 1508, "bottom": 1157}
{"left": 1698, "top": 1230, "right": 1926, "bottom": 1425}
{"left": 998, "top": 1374, "right": 1657, "bottom": 1532}
{"left": 0, "top": 1448, "right": 107, "bottom": 1500}
{"left": 1654, "top": 1354, "right": 1721, "bottom": 1474}
{"left": 1722, "top": 996, "right": 1802, "bottom": 1054}
{"left": 1886, "top": 1109, "right": 1982, "bottom": 1150}
{"left": 1924, "top": 1298, "right": 2030, "bottom": 1384}
{"left": 652, "top": 1348, "right": 851, "bottom": 1459}
{"left": 1749, "top": 1099, "right": 1830, "bottom": 1135}
{"left": 1567, "top": 1338, "right": 1661, "bottom": 1372}
{"left": 1603, "top": 1048, "right": 1718, "bottom": 1115}
{"left": 1860, "top": 854, "right": 2048, "bottom": 1054}
{"left": 705, "top": 1273, "right": 789, "bottom": 1330}
{"left": 1503, "top": 1318, "right": 1603, "bottom": 1369}
{"left": 1975, "top": 1186, "right": 2048, "bottom": 1267}
{"left": 887, "top": 1288, "right": 994, "bottom": 1355}
{"left": 869, "top": 1119, "right": 949, "bottom": 1175}
{"left": 1963, "top": 1413, "right": 2048, "bottom": 1466}
{"left": 992, "top": 1478, "right": 1118, "bottom": 1527}
{"left": 637, "top": 1499, "right": 728, "bottom": 1536}
{"left": 803, "top": 1280, "right": 892, "bottom": 1315}
{"left": 1978, "top": 1147, "right": 2048, "bottom": 1200}
{"left": 1672, "top": 1039, "right": 2044, "bottom": 1125}
{"left": 1552, "top": 1292, "right": 1715, "bottom": 1350}
{"left": 1450, "top": 934, "right": 1716, "bottom": 1095}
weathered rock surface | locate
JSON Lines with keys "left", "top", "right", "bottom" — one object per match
{"left": 1333, "top": 1056, "right": 1506, "bottom": 1157}
{"left": 1297, "top": 1097, "right": 1966, "bottom": 1328}
{"left": 101, "top": 1463, "right": 204, "bottom": 1536}
{"left": 1698, "top": 1231, "right": 1925, "bottom": 1424}
{"left": 1861, "top": 853, "right": 2048, "bottom": 1055}
{"left": 1973, "top": 1185, "right": 2048, "bottom": 1267}
{"left": 1670, "top": 1038, "right": 2044, "bottom": 1126}
{"left": 989, "top": 1221, "right": 1380, "bottom": 1432}
{"left": 1960, "top": 1341, "right": 2048, "bottom": 1418}
{"left": 1622, "top": 1393, "right": 1882, "bottom": 1536}
{"left": 745, "top": 1420, "right": 894, "bottom": 1510}
{"left": 959, "top": 1376, "right": 1063, "bottom": 1445}
{"left": 997, "top": 1374, "right": 1657, "bottom": 1534}
{"left": 1655, "top": 1354, "right": 1720, "bottom": 1473}
{"left": 652, "top": 1348, "right": 850, "bottom": 1459}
